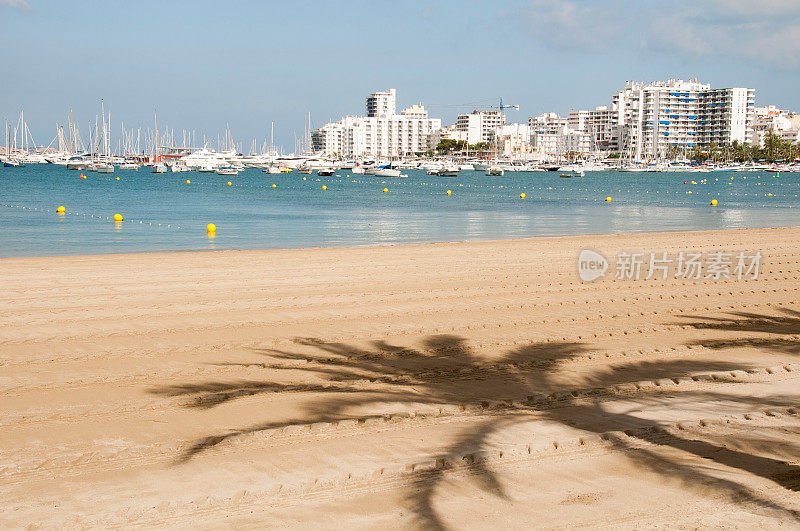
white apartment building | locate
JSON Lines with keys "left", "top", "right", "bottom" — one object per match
{"left": 615, "top": 80, "right": 755, "bottom": 160}
{"left": 749, "top": 105, "right": 800, "bottom": 147}
{"left": 455, "top": 110, "right": 505, "bottom": 144}
{"left": 312, "top": 89, "right": 442, "bottom": 158}
{"left": 528, "top": 112, "right": 568, "bottom": 132}
{"left": 530, "top": 125, "right": 591, "bottom": 159}
{"left": 366, "top": 88, "right": 396, "bottom": 118}
{"left": 566, "top": 79, "right": 755, "bottom": 160}
{"left": 569, "top": 107, "right": 620, "bottom": 152}
{"left": 496, "top": 123, "right": 533, "bottom": 156}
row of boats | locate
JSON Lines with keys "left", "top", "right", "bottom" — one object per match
{"left": 3, "top": 148, "right": 798, "bottom": 176}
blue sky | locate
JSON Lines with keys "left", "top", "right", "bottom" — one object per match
{"left": 2, "top": 0, "right": 798, "bottom": 152}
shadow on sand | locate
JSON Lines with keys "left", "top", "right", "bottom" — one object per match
{"left": 149, "top": 308, "right": 800, "bottom": 528}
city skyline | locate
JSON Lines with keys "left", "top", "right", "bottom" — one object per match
{"left": 2, "top": 0, "right": 799, "bottom": 151}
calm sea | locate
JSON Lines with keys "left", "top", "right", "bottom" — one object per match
{"left": 0, "top": 165, "right": 797, "bottom": 257}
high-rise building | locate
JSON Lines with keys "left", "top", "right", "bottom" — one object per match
{"left": 570, "top": 79, "right": 755, "bottom": 160}
{"left": 312, "top": 89, "right": 441, "bottom": 158}
{"left": 455, "top": 110, "right": 505, "bottom": 144}
{"left": 366, "top": 89, "right": 396, "bottom": 118}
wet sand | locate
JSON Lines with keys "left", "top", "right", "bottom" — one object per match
{"left": 1, "top": 227, "right": 799, "bottom": 528}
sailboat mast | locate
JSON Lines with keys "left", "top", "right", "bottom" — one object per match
{"left": 101, "top": 99, "right": 106, "bottom": 158}
{"left": 154, "top": 109, "right": 159, "bottom": 163}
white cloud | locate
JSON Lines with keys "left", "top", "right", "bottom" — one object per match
{"left": 0, "top": 0, "right": 32, "bottom": 9}
{"left": 516, "top": 0, "right": 800, "bottom": 67}
{"left": 647, "top": 1, "right": 800, "bottom": 66}
{"left": 516, "top": 0, "right": 630, "bottom": 52}
{"left": 708, "top": 0, "right": 800, "bottom": 18}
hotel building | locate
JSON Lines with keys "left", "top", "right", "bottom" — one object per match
{"left": 455, "top": 110, "right": 505, "bottom": 145}
{"left": 312, "top": 89, "right": 441, "bottom": 158}
{"left": 568, "top": 79, "right": 755, "bottom": 160}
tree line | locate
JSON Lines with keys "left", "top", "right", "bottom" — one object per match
{"left": 670, "top": 132, "right": 799, "bottom": 162}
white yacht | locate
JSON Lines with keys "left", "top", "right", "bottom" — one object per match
{"left": 180, "top": 147, "right": 232, "bottom": 171}
{"left": 170, "top": 162, "right": 190, "bottom": 172}
{"left": 437, "top": 163, "right": 460, "bottom": 177}
{"left": 372, "top": 168, "right": 402, "bottom": 178}
{"left": 96, "top": 161, "right": 114, "bottom": 173}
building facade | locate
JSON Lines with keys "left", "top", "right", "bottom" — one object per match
{"left": 312, "top": 89, "right": 441, "bottom": 158}
{"left": 749, "top": 105, "right": 800, "bottom": 147}
{"left": 567, "top": 79, "right": 755, "bottom": 160}
{"left": 455, "top": 110, "right": 505, "bottom": 144}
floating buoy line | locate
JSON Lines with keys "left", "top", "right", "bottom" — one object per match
{"left": 0, "top": 203, "right": 182, "bottom": 230}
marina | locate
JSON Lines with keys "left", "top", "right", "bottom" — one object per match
{"left": 0, "top": 163, "right": 797, "bottom": 258}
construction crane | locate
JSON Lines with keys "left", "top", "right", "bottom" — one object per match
{"left": 496, "top": 98, "right": 519, "bottom": 112}
{"left": 427, "top": 98, "right": 520, "bottom": 113}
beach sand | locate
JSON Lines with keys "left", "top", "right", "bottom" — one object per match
{"left": 1, "top": 227, "right": 799, "bottom": 528}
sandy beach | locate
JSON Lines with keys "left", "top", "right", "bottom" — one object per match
{"left": 1, "top": 227, "right": 799, "bottom": 528}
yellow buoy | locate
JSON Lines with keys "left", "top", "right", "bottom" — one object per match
{"left": 768, "top": 193, "right": 773, "bottom": 196}
{"left": 207, "top": 223, "right": 216, "bottom": 233}
{"left": 605, "top": 196, "right": 612, "bottom": 202}
{"left": 446, "top": 189, "right": 452, "bottom": 196}
{"left": 116, "top": 177, "right": 120, "bottom": 181}
{"left": 383, "top": 188, "right": 388, "bottom": 193}
{"left": 520, "top": 193, "right": 526, "bottom": 199}
{"left": 302, "top": 177, "right": 307, "bottom": 181}
{"left": 186, "top": 179, "right": 191, "bottom": 184}
{"left": 113, "top": 214, "right": 123, "bottom": 222}
{"left": 322, "top": 185, "right": 327, "bottom": 190}
{"left": 710, "top": 199, "right": 718, "bottom": 206}
{"left": 56, "top": 206, "right": 65, "bottom": 214}
{"left": 227, "top": 181, "right": 232, "bottom": 186}
{"left": 272, "top": 183, "right": 277, "bottom": 188}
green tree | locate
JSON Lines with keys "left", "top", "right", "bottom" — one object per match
{"left": 764, "top": 131, "right": 781, "bottom": 161}
{"left": 436, "top": 139, "right": 466, "bottom": 155}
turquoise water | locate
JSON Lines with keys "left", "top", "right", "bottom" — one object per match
{"left": 0, "top": 165, "right": 798, "bottom": 257}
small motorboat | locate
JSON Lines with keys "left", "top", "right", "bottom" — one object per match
{"left": 437, "top": 164, "right": 460, "bottom": 177}
{"left": 96, "top": 162, "right": 115, "bottom": 174}
{"left": 486, "top": 166, "right": 504, "bottom": 176}
{"left": 216, "top": 166, "right": 239, "bottom": 176}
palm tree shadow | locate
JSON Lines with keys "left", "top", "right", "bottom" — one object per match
{"left": 678, "top": 307, "right": 800, "bottom": 355}
{"left": 149, "top": 330, "right": 800, "bottom": 527}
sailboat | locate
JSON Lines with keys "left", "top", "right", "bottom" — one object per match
{"left": 152, "top": 109, "right": 167, "bottom": 173}
{"left": 3, "top": 119, "right": 21, "bottom": 167}
{"left": 486, "top": 133, "right": 504, "bottom": 176}
{"left": 95, "top": 100, "right": 115, "bottom": 173}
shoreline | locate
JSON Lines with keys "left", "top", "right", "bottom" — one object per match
{"left": 2, "top": 224, "right": 798, "bottom": 261}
